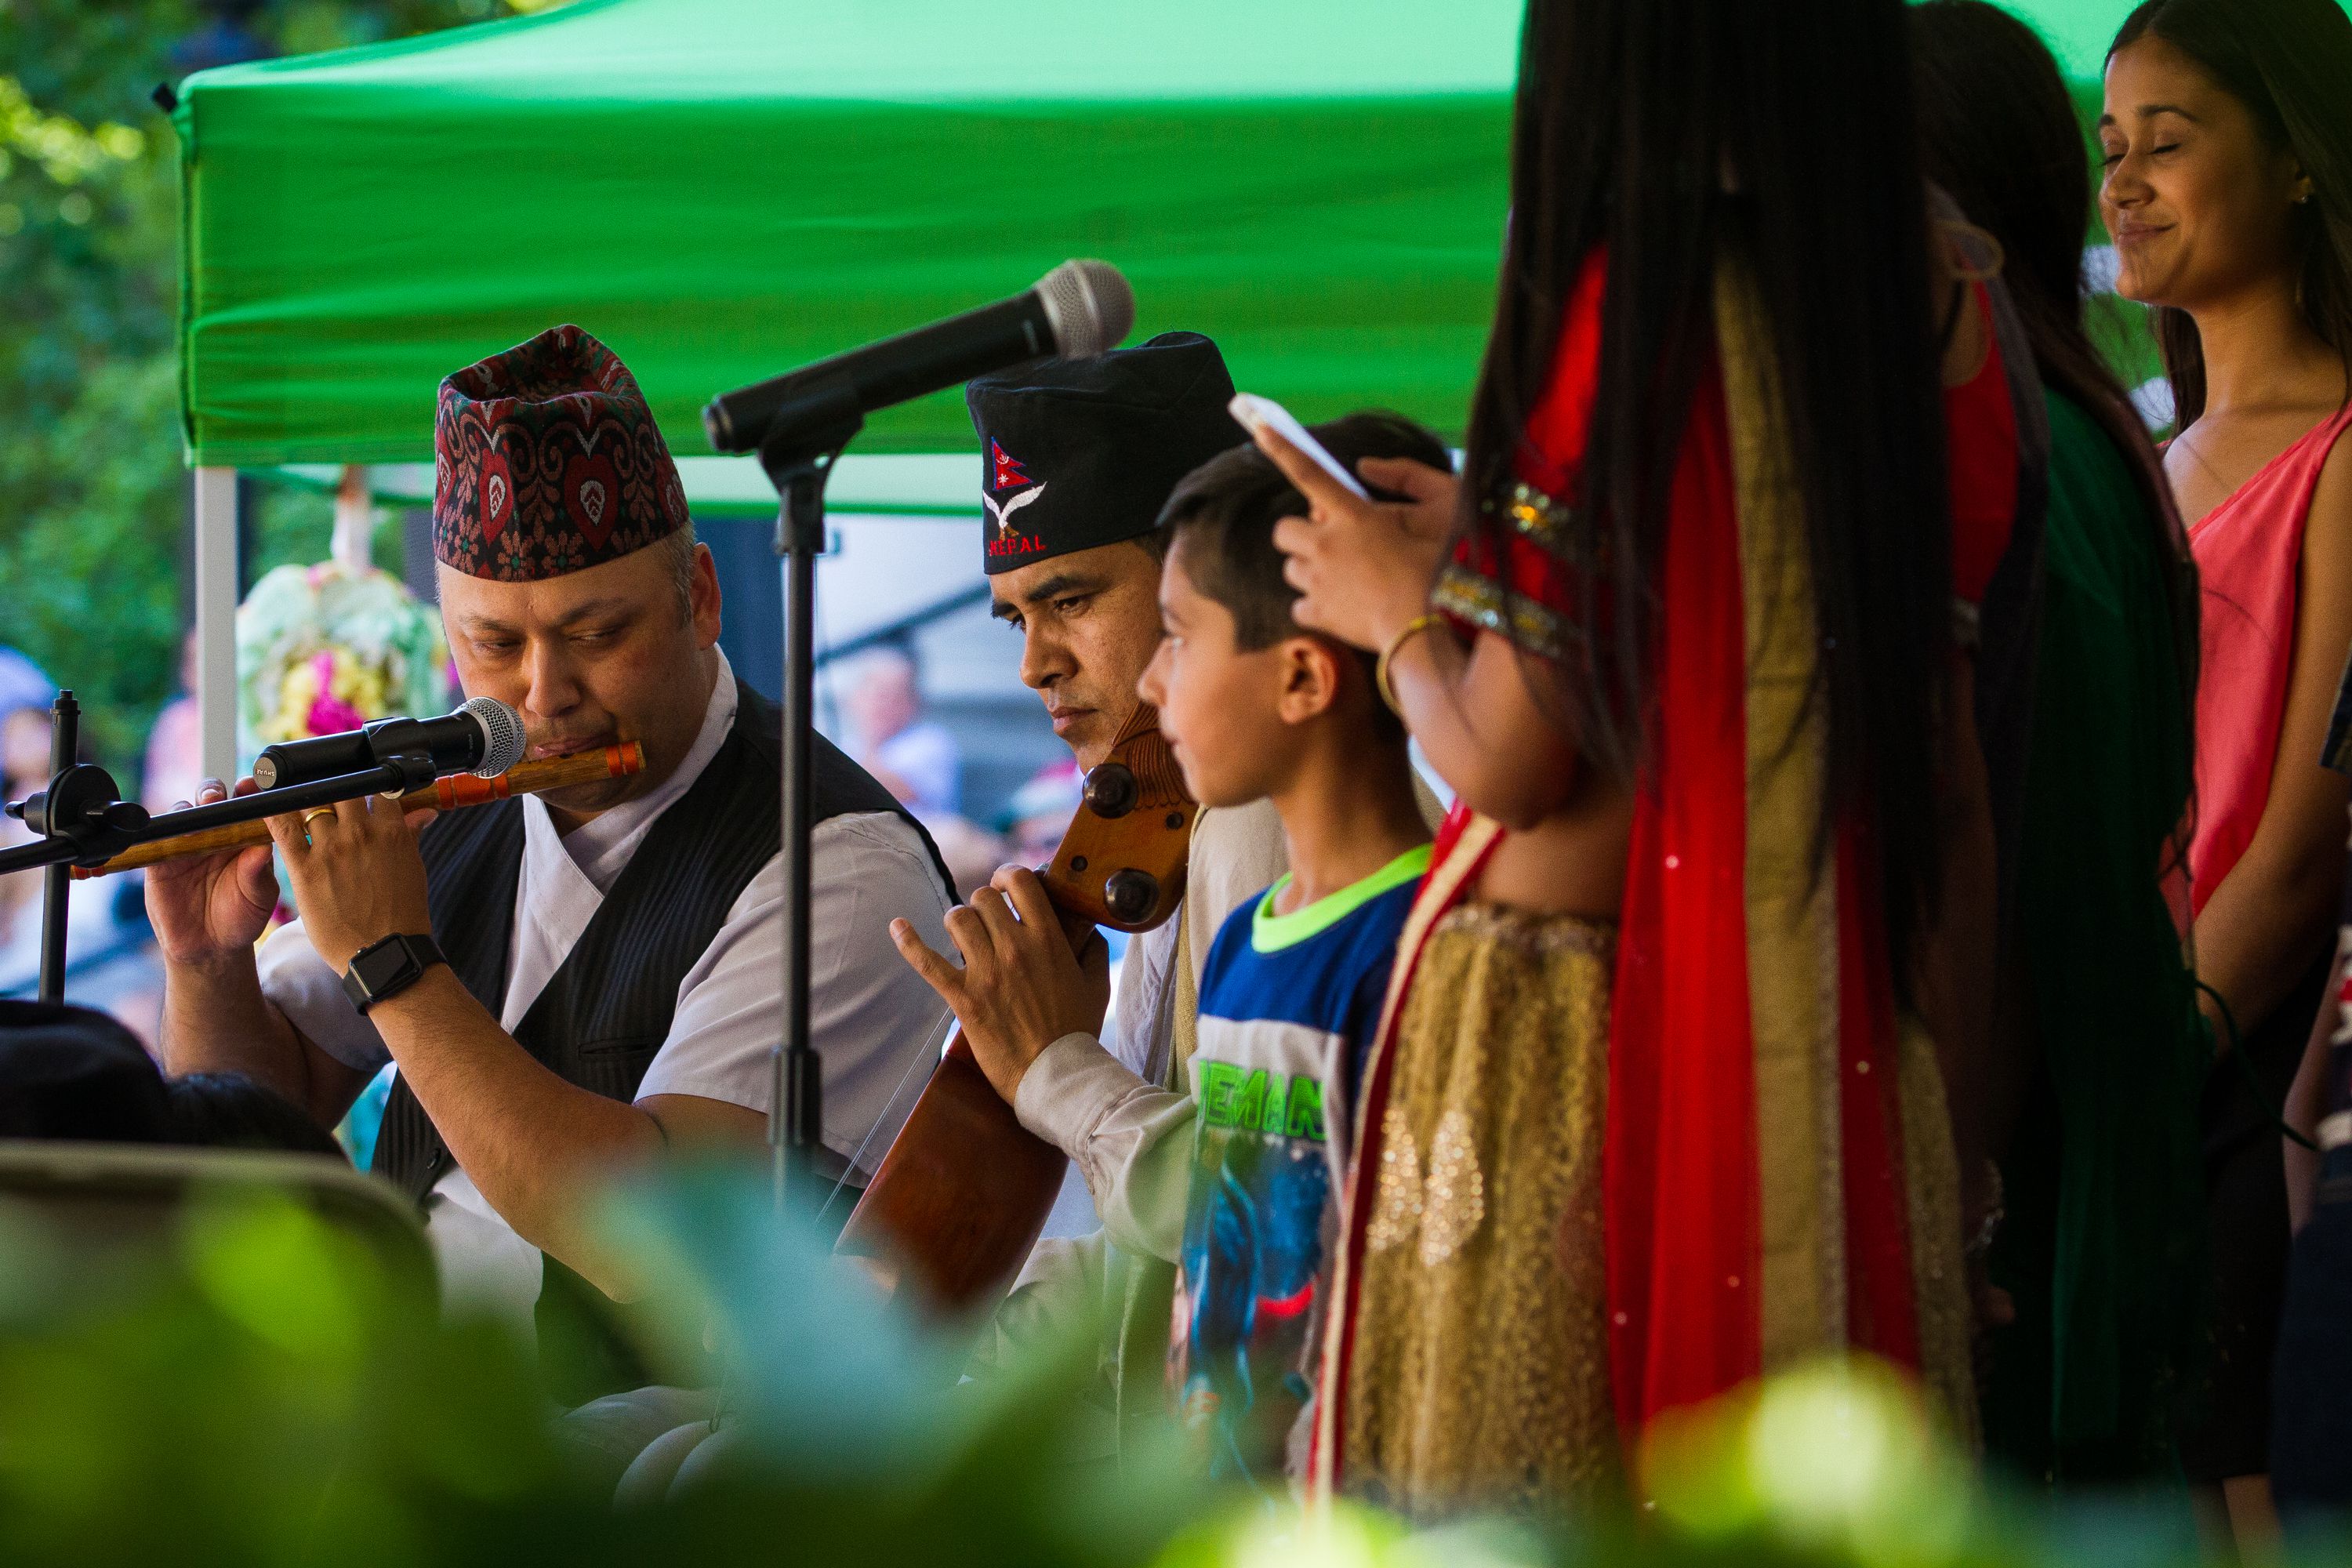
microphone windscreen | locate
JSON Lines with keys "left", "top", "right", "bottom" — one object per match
{"left": 1036, "top": 260, "right": 1134, "bottom": 360}
{"left": 463, "top": 696, "right": 526, "bottom": 777}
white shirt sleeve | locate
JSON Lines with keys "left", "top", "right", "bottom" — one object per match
{"left": 634, "top": 811, "right": 954, "bottom": 1180}
{"left": 1014, "top": 1034, "right": 1194, "bottom": 1261}
{"left": 256, "top": 916, "right": 390, "bottom": 1073}
{"left": 1003, "top": 798, "right": 1295, "bottom": 1265}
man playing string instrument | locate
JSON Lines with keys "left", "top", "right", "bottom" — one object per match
{"left": 148, "top": 326, "right": 956, "bottom": 1400}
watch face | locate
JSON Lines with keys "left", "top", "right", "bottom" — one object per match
{"left": 354, "top": 939, "right": 417, "bottom": 994}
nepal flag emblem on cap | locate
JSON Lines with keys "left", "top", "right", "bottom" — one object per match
{"left": 983, "top": 439, "right": 1047, "bottom": 545}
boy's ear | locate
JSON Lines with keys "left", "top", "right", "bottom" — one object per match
{"left": 1274, "top": 635, "right": 1346, "bottom": 727}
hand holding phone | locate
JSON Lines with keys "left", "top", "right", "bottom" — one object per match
{"left": 1228, "top": 394, "right": 1370, "bottom": 501}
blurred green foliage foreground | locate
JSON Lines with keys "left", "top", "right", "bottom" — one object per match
{"left": 0, "top": 1163, "right": 2339, "bottom": 1568}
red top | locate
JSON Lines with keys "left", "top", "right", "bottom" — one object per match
{"left": 2185, "top": 402, "right": 2352, "bottom": 915}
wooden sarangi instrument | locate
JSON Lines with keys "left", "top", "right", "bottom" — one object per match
{"left": 71, "top": 742, "right": 646, "bottom": 878}
{"left": 836, "top": 703, "right": 1193, "bottom": 1314}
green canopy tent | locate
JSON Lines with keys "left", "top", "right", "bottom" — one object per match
{"left": 171, "top": 0, "right": 1534, "bottom": 772}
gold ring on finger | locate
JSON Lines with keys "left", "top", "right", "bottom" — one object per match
{"left": 303, "top": 808, "right": 336, "bottom": 831}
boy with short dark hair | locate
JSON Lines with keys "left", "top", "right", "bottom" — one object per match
{"left": 1137, "top": 412, "right": 1447, "bottom": 1485}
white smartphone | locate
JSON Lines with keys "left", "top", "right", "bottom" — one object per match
{"left": 1229, "top": 392, "right": 1370, "bottom": 500}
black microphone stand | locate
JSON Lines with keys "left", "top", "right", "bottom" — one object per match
{"left": 1, "top": 696, "right": 444, "bottom": 1005}
{"left": 34, "top": 691, "right": 83, "bottom": 1004}
{"left": 747, "top": 387, "right": 864, "bottom": 1214}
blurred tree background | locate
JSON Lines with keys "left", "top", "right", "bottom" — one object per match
{"left": 0, "top": 0, "right": 560, "bottom": 782}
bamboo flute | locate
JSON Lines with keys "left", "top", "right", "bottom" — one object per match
{"left": 71, "top": 742, "right": 644, "bottom": 879}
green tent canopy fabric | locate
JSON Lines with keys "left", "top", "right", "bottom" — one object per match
{"left": 174, "top": 0, "right": 1524, "bottom": 477}
{"left": 175, "top": 0, "right": 2296, "bottom": 485}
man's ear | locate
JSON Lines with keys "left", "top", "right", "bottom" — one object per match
{"left": 691, "top": 541, "right": 723, "bottom": 646}
{"left": 1276, "top": 635, "right": 1344, "bottom": 726}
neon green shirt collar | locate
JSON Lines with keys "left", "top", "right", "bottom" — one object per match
{"left": 1252, "top": 841, "right": 1433, "bottom": 953}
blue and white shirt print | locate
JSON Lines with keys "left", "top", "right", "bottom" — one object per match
{"left": 1171, "top": 843, "right": 1429, "bottom": 1486}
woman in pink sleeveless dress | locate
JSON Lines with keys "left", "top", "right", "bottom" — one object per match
{"left": 2102, "top": 0, "right": 2352, "bottom": 1544}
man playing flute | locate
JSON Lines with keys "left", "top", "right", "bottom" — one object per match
{"left": 148, "top": 326, "right": 956, "bottom": 1399}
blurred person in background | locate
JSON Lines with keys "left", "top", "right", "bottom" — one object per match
{"left": 0, "top": 700, "right": 53, "bottom": 946}
{"left": 0, "top": 649, "right": 53, "bottom": 731}
{"left": 1001, "top": 757, "right": 1082, "bottom": 865}
{"left": 2100, "top": 0, "right": 2352, "bottom": 1540}
{"left": 142, "top": 628, "right": 204, "bottom": 818}
{"left": 841, "top": 640, "right": 1009, "bottom": 895}
{"left": 1910, "top": 0, "right": 2208, "bottom": 1492}
{"left": 844, "top": 641, "right": 960, "bottom": 818}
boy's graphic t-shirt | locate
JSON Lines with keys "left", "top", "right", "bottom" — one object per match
{"left": 1171, "top": 841, "right": 1430, "bottom": 1484}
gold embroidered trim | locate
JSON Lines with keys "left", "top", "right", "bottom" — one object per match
{"left": 1431, "top": 564, "right": 1571, "bottom": 663}
{"left": 1896, "top": 1014, "right": 1979, "bottom": 1450}
{"left": 1502, "top": 481, "right": 1579, "bottom": 551}
{"left": 1717, "top": 256, "right": 1849, "bottom": 1364}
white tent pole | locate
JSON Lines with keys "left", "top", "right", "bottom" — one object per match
{"left": 193, "top": 466, "right": 239, "bottom": 784}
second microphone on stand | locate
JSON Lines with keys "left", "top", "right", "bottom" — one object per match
{"left": 252, "top": 695, "right": 526, "bottom": 791}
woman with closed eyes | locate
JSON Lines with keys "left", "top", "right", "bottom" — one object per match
{"left": 2099, "top": 0, "right": 2352, "bottom": 1545}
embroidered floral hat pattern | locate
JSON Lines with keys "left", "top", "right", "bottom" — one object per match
{"left": 432, "top": 325, "right": 689, "bottom": 582}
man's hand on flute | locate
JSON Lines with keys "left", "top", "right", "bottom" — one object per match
{"left": 145, "top": 777, "right": 280, "bottom": 969}
{"left": 260, "top": 792, "right": 440, "bottom": 973}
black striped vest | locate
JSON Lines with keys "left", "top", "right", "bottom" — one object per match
{"left": 373, "top": 681, "right": 949, "bottom": 1202}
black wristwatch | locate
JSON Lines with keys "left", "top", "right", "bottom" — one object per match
{"left": 340, "top": 932, "right": 448, "bottom": 1016}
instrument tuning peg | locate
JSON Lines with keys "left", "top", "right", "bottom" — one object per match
{"left": 1081, "top": 761, "right": 1138, "bottom": 819}
{"left": 1103, "top": 868, "right": 1159, "bottom": 924}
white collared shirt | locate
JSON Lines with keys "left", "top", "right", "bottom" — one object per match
{"left": 257, "top": 649, "right": 955, "bottom": 1327}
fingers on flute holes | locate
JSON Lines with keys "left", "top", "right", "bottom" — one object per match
{"left": 263, "top": 811, "right": 307, "bottom": 856}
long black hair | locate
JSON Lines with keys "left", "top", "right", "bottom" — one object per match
{"left": 1911, "top": 0, "right": 2201, "bottom": 746}
{"left": 1458, "top": 0, "right": 1953, "bottom": 977}
{"left": 2111, "top": 0, "right": 2352, "bottom": 425}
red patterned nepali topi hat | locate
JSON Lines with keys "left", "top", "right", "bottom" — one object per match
{"left": 433, "top": 325, "right": 689, "bottom": 582}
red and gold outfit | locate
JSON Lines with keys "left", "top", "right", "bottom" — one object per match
{"left": 1315, "top": 254, "right": 2015, "bottom": 1512}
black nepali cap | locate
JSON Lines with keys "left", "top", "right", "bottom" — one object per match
{"left": 966, "top": 331, "right": 1243, "bottom": 575}
{"left": 0, "top": 1000, "right": 173, "bottom": 1143}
